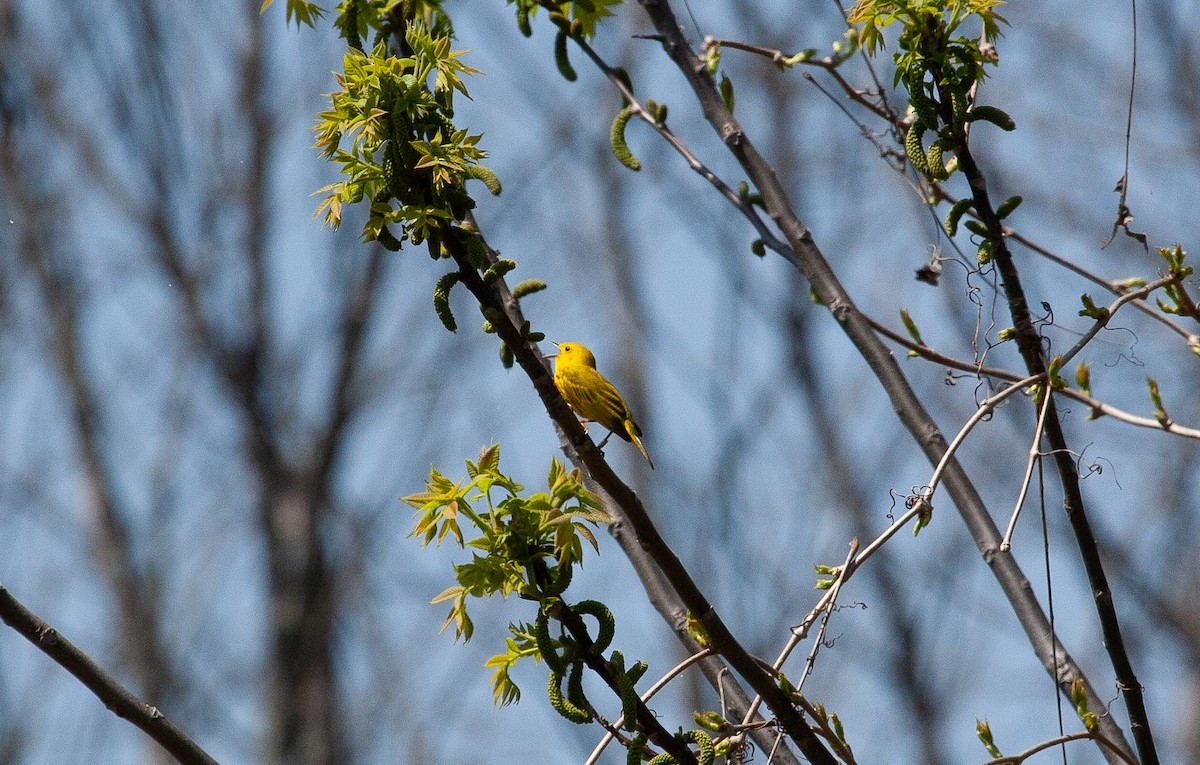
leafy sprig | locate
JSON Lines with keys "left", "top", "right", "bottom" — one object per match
{"left": 404, "top": 445, "right": 609, "bottom": 642}
{"left": 850, "top": 0, "right": 1010, "bottom": 183}
{"left": 312, "top": 24, "right": 497, "bottom": 249}
{"left": 260, "top": 0, "right": 326, "bottom": 29}
{"left": 849, "top": 0, "right": 1007, "bottom": 57}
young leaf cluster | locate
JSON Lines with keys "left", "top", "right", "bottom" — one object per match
{"left": 404, "top": 445, "right": 609, "bottom": 643}
{"left": 850, "top": 0, "right": 1010, "bottom": 182}
{"left": 312, "top": 22, "right": 497, "bottom": 250}
{"left": 1155, "top": 244, "right": 1198, "bottom": 319}
{"left": 850, "top": 0, "right": 1006, "bottom": 57}
{"left": 260, "top": 0, "right": 325, "bottom": 29}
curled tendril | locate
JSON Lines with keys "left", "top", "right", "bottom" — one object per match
{"left": 609, "top": 650, "right": 647, "bottom": 729}
{"left": 541, "top": 561, "right": 573, "bottom": 596}
{"left": 573, "top": 600, "right": 615, "bottom": 653}
{"left": 548, "top": 665, "right": 590, "bottom": 724}
{"left": 535, "top": 609, "right": 569, "bottom": 674}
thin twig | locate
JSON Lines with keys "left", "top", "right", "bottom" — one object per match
{"left": 1057, "top": 273, "right": 1179, "bottom": 368}
{"left": 737, "top": 376, "right": 1034, "bottom": 723}
{"left": 952, "top": 67, "right": 1160, "bottom": 760}
{"left": 702, "top": 36, "right": 894, "bottom": 122}
{"left": 866, "top": 315, "right": 1200, "bottom": 440}
{"left": 1000, "top": 385, "right": 1054, "bottom": 552}
{"left": 626, "top": 1, "right": 1134, "bottom": 759}
{"left": 795, "top": 539, "right": 861, "bottom": 693}
{"left": 571, "top": 34, "right": 791, "bottom": 257}
{"left": 978, "top": 730, "right": 1139, "bottom": 765}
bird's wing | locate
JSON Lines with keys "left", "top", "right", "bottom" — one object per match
{"left": 563, "top": 370, "right": 631, "bottom": 437}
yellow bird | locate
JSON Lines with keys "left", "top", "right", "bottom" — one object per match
{"left": 551, "top": 342, "right": 654, "bottom": 469}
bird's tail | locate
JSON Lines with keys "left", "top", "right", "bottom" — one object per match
{"left": 624, "top": 419, "right": 654, "bottom": 469}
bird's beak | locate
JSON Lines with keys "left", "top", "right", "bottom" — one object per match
{"left": 547, "top": 342, "right": 559, "bottom": 358}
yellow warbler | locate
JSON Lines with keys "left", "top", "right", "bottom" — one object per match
{"left": 551, "top": 342, "right": 654, "bottom": 469}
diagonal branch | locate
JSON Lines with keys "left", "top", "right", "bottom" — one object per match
{"left": 952, "top": 117, "right": 1159, "bottom": 765}
{"left": 0, "top": 586, "right": 219, "bottom": 765}
{"left": 633, "top": 0, "right": 1135, "bottom": 761}
{"left": 455, "top": 213, "right": 803, "bottom": 763}
{"left": 441, "top": 224, "right": 834, "bottom": 765}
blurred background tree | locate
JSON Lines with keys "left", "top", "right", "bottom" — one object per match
{"left": 1, "top": 1, "right": 1198, "bottom": 763}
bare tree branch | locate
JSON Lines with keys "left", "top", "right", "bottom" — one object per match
{"left": 0, "top": 586, "right": 220, "bottom": 765}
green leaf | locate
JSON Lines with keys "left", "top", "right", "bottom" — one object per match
{"left": 261, "top": 0, "right": 326, "bottom": 28}
{"left": 719, "top": 74, "right": 735, "bottom": 112}
{"left": 976, "top": 719, "right": 1002, "bottom": 758}
{"left": 1078, "top": 293, "right": 1109, "bottom": 320}
{"left": 900, "top": 308, "right": 924, "bottom": 345}
{"left": 1147, "top": 377, "right": 1168, "bottom": 425}
{"left": 478, "top": 443, "right": 501, "bottom": 474}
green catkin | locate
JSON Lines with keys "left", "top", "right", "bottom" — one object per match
{"left": 554, "top": 29, "right": 577, "bottom": 82}
{"left": 542, "top": 561, "right": 572, "bottom": 595}
{"left": 681, "top": 731, "right": 715, "bottom": 765}
{"left": 466, "top": 164, "right": 503, "bottom": 195}
{"left": 483, "top": 259, "right": 517, "bottom": 284}
{"left": 967, "top": 105, "right": 1016, "bottom": 131}
{"left": 627, "top": 733, "right": 648, "bottom": 765}
{"left": 906, "top": 124, "right": 930, "bottom": 176}
{"left": 547, "top": 667, "right": 590, "bottom": 724}
{"left": 573, "top": 600, "right": 614, "bottom": 653}
{"left": 515, "top": 4, "right": 532, "bottom": 37}
{"left": 433, "top": 272, "right": 460, "bottom": 332}
{"left": 535, "top": 610, "right": 567, "bottom": 673}
{"left": 610, "top": 108, "right": 642, "bottom": 171}
{"left": 996, "top": 195, "right": 1023, "bottom": 219}
{"left": 944, "top": 198, "right": 974, "bottom": 236}
{"left": 512, "top": 279, "right": 548, "bottom": 299}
